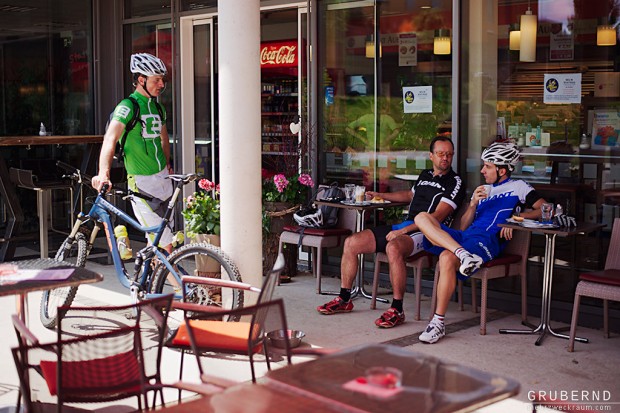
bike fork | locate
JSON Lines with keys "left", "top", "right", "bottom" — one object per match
{"left": 130, "top": 284, "right": 139, "bottom": 318}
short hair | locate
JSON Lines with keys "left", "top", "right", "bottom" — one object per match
{"left": 430, "top": 135, "right": 454, "bottom": 153}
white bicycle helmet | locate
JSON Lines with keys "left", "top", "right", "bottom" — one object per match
{"left": 294, "top": 208, "right": 324, "bottom": 228}
{"left": 130, "top": 53, "right": 167, "bottom": 77}
{"left": 481, "top": 142, "right": 520, "bottom": 171}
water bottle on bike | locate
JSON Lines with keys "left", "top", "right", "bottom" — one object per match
{"left": 114, "top": 225, "right": 133, "bottom": 260}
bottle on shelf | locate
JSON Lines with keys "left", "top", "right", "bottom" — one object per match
{"left": 39, "top": 122, "right": 46, "bottom": 136}
{"left": 114, "top": 225, "right": 133, "bottom": 260}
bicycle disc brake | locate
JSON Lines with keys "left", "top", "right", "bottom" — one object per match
{"left": 185, "top": 283, "right": 220, "bottom": 307}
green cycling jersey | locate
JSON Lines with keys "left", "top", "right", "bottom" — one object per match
{"left": 111, "top": 91, "right": 168, "bottom": 176}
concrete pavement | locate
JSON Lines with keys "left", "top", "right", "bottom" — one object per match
{"left": 1, "top": 259, "right": 618, "bottom": 412}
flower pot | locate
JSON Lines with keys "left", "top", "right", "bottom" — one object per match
{"left": 191, "top": 234, "right": 221, "bottom": 276}
{"left": 263, "top": 202, "right": 299, "bottom": 277}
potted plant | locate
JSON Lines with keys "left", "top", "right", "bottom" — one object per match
{"left": 182, "top": 178, "right": 221, "bottom": 274}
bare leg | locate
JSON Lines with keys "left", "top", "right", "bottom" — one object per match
{"left": 340, "top": 229, "right": 377, "bottom": 289}
{"left": 435, "top": 250, "right": 459, "bottom": 315}
{"left": 384, "top": 235, "right": 414, "bottom": 300}
{"left": 415, "top": 212, "right": 463, "bottom": 253}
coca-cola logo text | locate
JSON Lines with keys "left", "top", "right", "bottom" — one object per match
{"left": 260, "top": 41, "right": 297, "bottom": 68}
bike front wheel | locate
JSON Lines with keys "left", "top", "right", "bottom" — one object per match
{"left": 40, "top": 232, "right": 88, "bottom": 328}
{"left": 150, "top": 242, "right": 243, "bottom": 313}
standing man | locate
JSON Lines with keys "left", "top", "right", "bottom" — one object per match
{"left": 92, "top": 53, "right": 174, "bottom": 251}
{"left": 317, "top": 136, "right": 466, "bottom": 328}
{"left": 415, "top": 142, "right": 546, "bottom": 344}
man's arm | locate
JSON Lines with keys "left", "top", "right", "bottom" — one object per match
{"left": 366, "top": 189, "right": 413, "bottom": 203}
{"left": 91, "top": 120, "right": 124, "bottom": 191}
{"left": 160, "top": 124, "right": 172, "bottom": 172}
{"left": 521, "top": 197, "right": 545, "bottom": 220}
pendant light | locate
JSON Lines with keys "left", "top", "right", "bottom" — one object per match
{"left": 597, "top": 24, "right": 617, "bottom": 46}
{"left": 509, "top": 23, "right": 520, "bottom": 51}
{"left": 519, "top": 2, "right": 537, "bottom": 62}
{"left": 433, "top": 29, "right": 451, "bottom": 55}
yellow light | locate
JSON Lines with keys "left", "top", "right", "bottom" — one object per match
{"left": 434, "top": 29, "right": 451, "bottom": 55}
{"left": 519, "top": 9, "right": 537, "bottom": 62}
{"left": 509, "top": 24, "right": 521, "bottom": 51}
{"left": 597, "top": 25, "right": 617, "bottom": 46}
{"left": 365, "top": 36, "right": 382, "bottom": 58}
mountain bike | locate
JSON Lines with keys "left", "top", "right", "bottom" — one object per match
{"left": 40, "top": 165, "right": 242, "bottom": 328}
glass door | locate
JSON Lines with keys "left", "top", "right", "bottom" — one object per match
{"left": 179, "top": 16, "right": 217, "bottom": 201}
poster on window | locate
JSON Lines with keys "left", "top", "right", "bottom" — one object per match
{"left": 543, "top": 73, "right": 582, "bottom": 104}
{"left": 549, "top": 24, "right": 574, "bottom": 61}
{"left": 403, "top": 86, "right": 432, "bottom": 113}
{"left": 591, "top": 110, "right": 620, "bottom": 149}
{"left": 398, "top": 33, "right": 417, "bottom": 67}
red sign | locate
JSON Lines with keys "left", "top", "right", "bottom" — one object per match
{"left": 260, "top": 41, "right": 297, "bottom": 68}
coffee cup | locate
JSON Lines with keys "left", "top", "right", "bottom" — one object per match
{"left": 483, "top": 185, "right": 492, "bottom": 197}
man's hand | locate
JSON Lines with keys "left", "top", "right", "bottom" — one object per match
{"left": 553, "top": 214, "right": 576, "bottom": 227}
{"left": 385, "top": 229, "right": 405, "bottom": 241}
{"left": 500, "top": 227, "right": 513, "bottom": 240}
{"left": 470, "top": 185, "right": 488, "bottom": 206}
{"left": 91, "top": 174, "right": 112, "bottom": 192}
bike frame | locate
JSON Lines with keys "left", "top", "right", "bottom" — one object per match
{"left": 69, "top": 184, "right": 185, "bottom": 297}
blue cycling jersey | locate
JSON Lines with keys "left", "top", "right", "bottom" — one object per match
{"left": 469, "top": 178, "right": 540, "bottom": 235}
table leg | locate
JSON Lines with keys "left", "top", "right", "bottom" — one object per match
{"left": 0, "top": 157, "right": 23, "bottom": 261}
{"left": 500, "top": 233, "right": 589, "bottom": 345}
{"left": 349, "top": 209, "right": 388, "bottom": 303}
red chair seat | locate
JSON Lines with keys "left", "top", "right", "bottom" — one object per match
{"left": 482, "top": 254, "right": 521, "bottom": 268}
{"left": 282, "top": 225, "right": 351, "bottom": 237}
{"left": 579, "top": 269, "right": 620, "bottom": 286}
{"left": 406, "top": 251, "right": 433, "bottom": 263}
{"left": 40, "top": 351, "right": 141, "bottom": 396}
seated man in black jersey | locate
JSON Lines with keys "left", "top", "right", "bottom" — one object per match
{"left": 317, "top": 136, "right": 466, "bottom": 328}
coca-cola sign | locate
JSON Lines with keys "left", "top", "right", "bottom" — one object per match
{"left": 260, "top": 41, "right": 297, "bottom": 68}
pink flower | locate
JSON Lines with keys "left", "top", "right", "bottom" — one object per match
{"left": 298, "top": 174, "right": 314, "bottom": 187}
{"left": 215, "top": 184, "right": 221, "bottom": 193}
{"left": 198, "top": 179, "right": 215, "bottom": 191}
{"left": 273, "top": 174, "right": 289, "bottom": 193}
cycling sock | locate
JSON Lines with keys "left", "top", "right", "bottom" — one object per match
{"left": 432, "top": 313, "right": 445, "bottom": 324}
{"left": 391, "top": 299, "right": 403, "bottom": 313}
{"left": 453, "top": 247, "right": 469, "bottom": 260}
{"left": 340, "top": 288, "right": 352, "bottom": 302}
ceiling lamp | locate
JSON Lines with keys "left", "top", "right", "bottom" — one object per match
{"left": 597, "top": 24, "right": 617, "bottom": 46}
{"left": 433, "top": 29, "right": 451, "bottom": 55}
{"left": 519, "top": 5, "right": 537, "bottom": 62}
{"left": 509, "top": 23, "right": 520, "bottom": 51}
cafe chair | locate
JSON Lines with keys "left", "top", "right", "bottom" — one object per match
{"left": 371, "top": 251, "right": 436, "bottom": 321}
{"left": 568, "top": 217, "right": 620, "bottom": 352}
{"left": 168, "top": 253, "right": 292, "bottom": 384}
{"left": 278, "top": 186, "right": 357, "bottom": 294}
{"left": 430, "top": 229, "right": 531, "bottom": 335}
{"left": 11, "top": 294, "right": 173, "bottom": 413}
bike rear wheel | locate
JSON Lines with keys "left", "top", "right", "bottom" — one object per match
{"left": 150, "top": 243, "right": 243, "bottom": 314}
{"left": 40, "top": 232, "right": 88, "bottom": 328}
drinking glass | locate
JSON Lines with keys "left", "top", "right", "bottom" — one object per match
{"left": 344, "top": 184, "right": 355, "bottom": 203}
{"left": 355, "top": 186, "right": 366, "bottom": 203}
{"left": 541, "top": 203, "right": 553, "bottom": 224}
{"left": 365, "top": 367, "right": 402, "bottom": 389}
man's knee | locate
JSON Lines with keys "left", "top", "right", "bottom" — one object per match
{"left": 344, "top": 231, "right": 370, "bottom": 254}
{"left": 439, "top": 250, "right": 459, "bottom": 272}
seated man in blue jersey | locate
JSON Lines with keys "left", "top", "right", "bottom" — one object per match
{"left": 317, "top": 136, "right": 466, "bottom": 329}
{"left": 415, "top": 142, "right": 547, "bottom": 344}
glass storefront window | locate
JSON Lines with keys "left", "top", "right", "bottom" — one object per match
{"left": 125, "top": 0, "right": 171, "bottom": 19}
{"left": 317, "top": 0, "right": 453, "bottom": 194}
{"left": 462, "top": 0, "right": 620, "bottom": 229}
{"left": 123, "top": 21, "right": 173, "bottom": 132}
{"left": 0, "top": 1, "right": 93, "bottom": 136}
